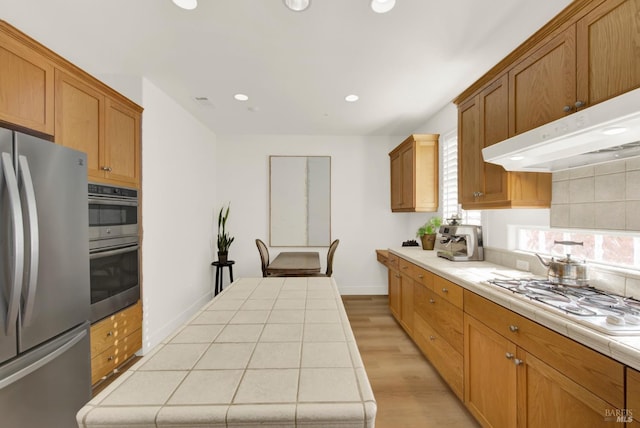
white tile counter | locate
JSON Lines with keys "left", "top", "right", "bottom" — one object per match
{"left": 389, "top": 247, "right": 640, "bottom": 372}
{"left": 77, "top": 277, "right": 377, "bottom": 428}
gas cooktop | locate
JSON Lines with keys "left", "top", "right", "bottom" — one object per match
{"left": 486, "top": 278, "right": 640, "bottom": 336}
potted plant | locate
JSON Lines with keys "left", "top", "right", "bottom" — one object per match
{"left": 217, "top": 203, "right": 234, "bottom": 263}
{"left": 416, "top": 216, "right": 442, "bottom": 250}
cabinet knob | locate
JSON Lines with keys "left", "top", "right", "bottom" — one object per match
{"left": 106, "top": 330, "right": 113, "bottom": 337}
{"left": 418, "top": 274, "right": 423, "bottom": 278}
{"left": 508, "top": 325, "right": 519, "bottom": 333}
{"left": 574, "top": 100, "right": 585, "bottom": 109}
{"left": 429, "top": 299, "right": 435, "bottom": 304}
{"left": 514, "top": 358, "right": 524, "bottom": 366}
{"left": 563, "top": 105, "right": 573, "bottom": 113}
{"left": 442, "top": 288, "right": 448, "bottom": 293}
{"left": 505, "top": 352, "right": 514, "bottom": 360}
{"left": 473, "top": 191, "right": 484, "bottom": 198}
{"left": 107, "top": 355, "right": 114, "bottom": 361}
{"left": 101, "top": 166, "right": 113, "bottom": 172}
{"left": 395, "top": 274, "right": 401, "bottom": 278}
{"left": 429, "top": 335, "right": 436, "bottom": 341}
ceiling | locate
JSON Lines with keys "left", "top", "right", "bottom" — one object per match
{"left": 1, "top": 0, "right": 573, "bottom": 136}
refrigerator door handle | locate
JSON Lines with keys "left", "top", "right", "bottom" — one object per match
{"left": 17, "top": 155, "right": 39, "bottom": 327}
{"left": 1, "top": 152, "right": 24, "bottom": 335}
{"left": 0, "top": 327, "right": 87, "bottom": 391}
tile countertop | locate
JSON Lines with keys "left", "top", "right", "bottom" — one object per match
{"left": 389, "top": 247, "right": 640, "bottom": 372}
{"left": 77, "top": 277, "right": 376, "bottom": 428}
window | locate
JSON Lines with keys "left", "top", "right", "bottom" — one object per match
{"left": 441, "top": 131, "right": 481, "bottom": 225}
{"left": 516, "top": 227, "right": 640, "bottom": 271}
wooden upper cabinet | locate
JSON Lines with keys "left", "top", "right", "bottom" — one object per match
{"left": 55, "top": 70, "right": 140, "bottom": 187}
{"left": 55, "top": 70, "right": 104, "bottom": 181}
{"left": 509, "top": 26, "right": 577, "bottom": 135}
{"left": 576, "top": 0, "right": 640, "bottom": 106}
{"left": 458, "top": 75, "right": 551, "bottom": 209}
{"left": 0, "top": 23, "right": 55, "bottom": 135}
{"left": 104, "top": 98, "right": 140, "bottom": 187}
{"left": 389, "top": 134, "right": 439, "bottom": 212}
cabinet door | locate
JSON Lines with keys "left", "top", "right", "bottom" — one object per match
{"left": 509, "top": 26, "right": 577, "bottom": 135}
{"left": 518, "top": 351, "right": 620, "bottom": 427}
{"left": 576, "top": 0, "right": 640, "bottom": 106}
{"left": 390, "top": 150, "right": 404, "bottom": 210}
{"left": 0, "top": 28, "right": 54, "bottom": 135}
{"left": 457, "top": 95, "right": 481, "bottom": 207}
{"left": 104, "top": 98, "right": 140, "bottom": 187}
{"left": 627, "top": 368, "right": 640, "bottom": 427}
{"left": 464, "top": 314, "right": 517, "bottom": 428}
{"left": 55, "top": 70, "right": 105, "bottom": 182}
{"left": 479, "top": 75, "right": 510, "bottom": 205}
{"left": 399, "top": 274, "right": 414, "bottom": 334}
{"left": 400, "top": 144, "right": 414, "bottom": 209}
{"left": 388, "top": 269, "right": 401, "bottom": 320}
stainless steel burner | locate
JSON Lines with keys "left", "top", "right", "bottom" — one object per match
{"left": 486, "top": 278, "right": 640, "bottom": 335}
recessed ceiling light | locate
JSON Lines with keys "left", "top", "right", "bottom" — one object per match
{"left": 345, "top": 94, "right": 359, "bottom": 102}
{"left": 283, "top": 0, "right": 311, "bottom": 12}
{"left": 602, "top": 126, "right": 627, "bottom": 135}
{"left": 371, "top": 0, "right": 396, "bottom": 13}
{"left": 234, "top": 94, "right": 249, "bottom": 101}
{"left": 172, "top": 0, "right": 197, "bottom": 10}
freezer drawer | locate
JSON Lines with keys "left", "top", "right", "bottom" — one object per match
{"left": 0, "top": 322, "right": 91, "bottom": 428}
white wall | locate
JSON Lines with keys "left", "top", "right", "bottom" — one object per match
{"left": 141, "top": 78, "right": 218, "bottom": 352}
{"left": 215, "top": 134, "right": 425, "bottom": 295}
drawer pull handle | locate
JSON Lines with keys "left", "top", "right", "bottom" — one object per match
{"left": 107, "top": 356, "right": 114, "bottom": 361}
{"left": 429, "top": 299, "right": 435, "bottom": 304}
{"left": 402, "top": 266, "right": 408, "bottom": 270}
{"left": 442, "top": 288, "right": 448, "bottom": 293}
{"left": 509, "top": 325, "right": 519, "bottom": 333}
{"left": 101, "top": 166, "right": 113, "bottom": 172}
{"left": 574, "top": 100, "right": 585, "bottom": 109}
{"left": 106, "top": 331, "right": 113, "bottom": 337}
{"left": 395, "top": 274, "right": 401, "bottom": 278}
{"left": 418, "top": 274, "right": 423, "bottom": 278}
{"left": 563, "top": 105, "right": 573, "bottom": 113}
{"left": 429, "top": 335, "right": 436, "bottom": 341}
{"left": 514, "top": 358, "right": 524, "bottom": 366}
{"left": 505, "top": 352, "right": 514, "bottom": 360}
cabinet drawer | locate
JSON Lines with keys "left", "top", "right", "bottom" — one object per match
{"left": 399, "top": 258, "right": 433, "bottom": 289}
{"left": 91, "top": 346, "right": 118, "bottom": 384}
{"left": 387, "top": 253, "right": 399, "bottom": 271}
{"left": 90, "top": 301, "right": 142, "bottom": 356}
{"left": 376, "top": 250, "right": 389, "bottom": 266}
{"left": 433, "top": 275, "right": 463, "bottom": 308}
{"left": 464, "top": 290, "right": 624, "bottom": 408}
{"left": 413, "top": 315, "right": 463, "bottom": 400}
{"left": 414, "top": 285, "right": 463, "bottom": 354}
{"left": 91, "top": 328, "right": 142, "bottom": 384}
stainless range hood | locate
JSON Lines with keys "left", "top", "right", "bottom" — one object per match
{"left": 482, "top": 87, "right": 640, "bottom": 172}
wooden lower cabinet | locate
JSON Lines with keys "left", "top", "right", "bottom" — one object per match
{"left": 626, "top": 368, "right": 640, "bottom": 426}
{"left": 388, "top": 267, "right": 401, "bottom": 320}
{"left": 414, "top": 280, "right": 464, "bottom": 399}
{"left": 90, "top": 301, "right": 143, "bottom": 384}
{"left": 399, "top": 272, "right": 414, "bottom": 334}
{"left": 464, "top": 291, "right": 624, "bottom": 427}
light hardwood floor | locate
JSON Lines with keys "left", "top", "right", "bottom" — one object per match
{"left": 342, "top": 295, "right": 479, "bottom": 428}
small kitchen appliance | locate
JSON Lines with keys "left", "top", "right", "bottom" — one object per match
{"left": 435, "top": 224, "right": 484, "bottom": 261}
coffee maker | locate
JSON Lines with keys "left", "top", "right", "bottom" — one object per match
{"left": 435, "top": 224, "right": 484, "bottom": 261}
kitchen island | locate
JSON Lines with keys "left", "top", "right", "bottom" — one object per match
{"left": 77, "top": 277, "right": 376, "bottom": 428}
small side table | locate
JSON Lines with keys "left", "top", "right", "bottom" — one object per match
{"left": 211, "top": 260, "right": 235, "bottom": 296}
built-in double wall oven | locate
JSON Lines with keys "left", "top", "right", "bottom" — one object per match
{"left": 88, "top": 183, "right": 139, "bottom": 323}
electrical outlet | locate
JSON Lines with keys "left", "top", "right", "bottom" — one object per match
{"left": 516, "top": 260, "right": 530, "bottom": 271}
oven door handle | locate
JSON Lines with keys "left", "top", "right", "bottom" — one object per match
{"left": 90, "top": 244, "right": 139, "bottom": 259}
{"left": 88, "top": 198, "right": 138, "bottom": 207}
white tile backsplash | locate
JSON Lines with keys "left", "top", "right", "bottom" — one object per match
{"left": 551, "top": 157, "right": 640, "bottom": 231}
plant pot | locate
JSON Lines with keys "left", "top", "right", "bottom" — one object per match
{"left": 420, "top": 234, "right": 436, "bottom": 250}
{"left": 218, "top": 252, "right": 228, "bottom": 263}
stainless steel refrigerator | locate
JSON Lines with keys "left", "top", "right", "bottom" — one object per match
{"left": 0, "top": 127, "right": 91, "bottom": 427}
